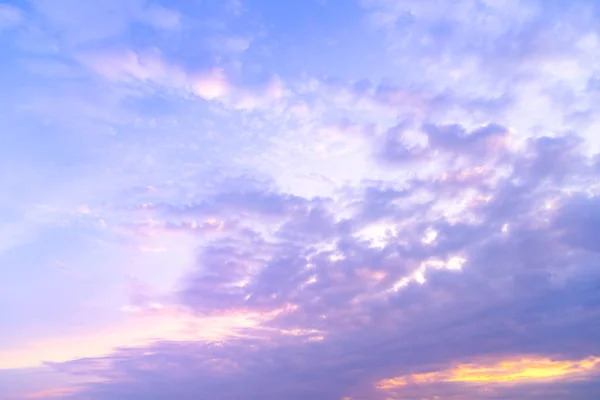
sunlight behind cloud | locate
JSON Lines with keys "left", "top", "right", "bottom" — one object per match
{"left": 378, "top": 356, "right": 600, "bottom": 389}
{"left": 0, "top": 307, "right": 287, "bottom": 370}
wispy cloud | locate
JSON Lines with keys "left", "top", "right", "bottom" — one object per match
{"left": 0, "top": 3, "right": 22, "bottom": 31}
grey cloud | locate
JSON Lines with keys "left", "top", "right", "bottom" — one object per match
{"left": 377, "top": 120, "right": 510, "bottom": 165}
{"left": 423, "top": 122, "right": 508, "bottom": 156}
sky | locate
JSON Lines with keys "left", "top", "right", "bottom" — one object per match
{"left": 1, "top": 0, "right": 600, "bottom": 399}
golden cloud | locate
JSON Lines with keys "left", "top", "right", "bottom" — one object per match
{"left": 377, "top": 355, "right": 600, "bottom": 389}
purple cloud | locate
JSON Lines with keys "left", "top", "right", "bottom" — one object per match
{"left": 35, "top": 133, "right": 599, "bottom": 399}
{"left": 3, "top": 1, "right": 600, "bottom": 400}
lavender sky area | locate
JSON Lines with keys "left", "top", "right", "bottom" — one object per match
{"left": 1, "top": 0, "right": 600, "bottom": 399}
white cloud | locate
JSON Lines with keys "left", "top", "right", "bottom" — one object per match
{"left": 140, "top": 4, "right": 181, "bottom": 30}
{"left": 30, "top": 0, "right": 181, "bottom": 44}
{"left": 0, "top": 4, "right": 22, "bottom": 30}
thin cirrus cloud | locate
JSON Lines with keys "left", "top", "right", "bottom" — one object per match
{"left": 0, "top": 3, "right": 22, "bottom": 30}
{"left": 1, "top": 0, "right": 600, "bottom": 400}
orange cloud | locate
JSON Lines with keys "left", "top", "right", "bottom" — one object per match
{"left": 24, "top": 387, "right": 78, "bottom": 399}
{"left": 377, "top": 355, "right": 600, "bottom": 389}
{"left": 377, "top": 376, "right": 408, "bottom": 389}
{"left": 0, "top": 305, "right": 296, "bottom": 370}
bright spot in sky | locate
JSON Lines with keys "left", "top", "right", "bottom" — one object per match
{"left": 446, "top": 256, "right": 467, "bottom": 271}
{"left": 355, "top": 222, "right": 398, "bottom": 248}
{"left": 421, "top": 229, "right": 438, "bottom": 244}
{"left": 414, "top": 271, "right": 426, "bottom": 284}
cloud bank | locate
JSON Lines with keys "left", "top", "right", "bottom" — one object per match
{"left": 1, "top": 0, "right": 600, "bottom": 399}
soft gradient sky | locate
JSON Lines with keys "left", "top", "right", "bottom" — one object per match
{"left": 1, "top": 0, "right": 600, "bottom": 399}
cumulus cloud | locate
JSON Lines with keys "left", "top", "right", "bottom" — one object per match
{"left": 34, "top": 130, "right": 599, "bottom": 399}
{"left": 3, "top": 0, "right": 600, "bottom": 399}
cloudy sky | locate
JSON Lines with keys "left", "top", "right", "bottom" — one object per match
{"left": 1, "top": 0, "right": 600, "bottom": 399}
